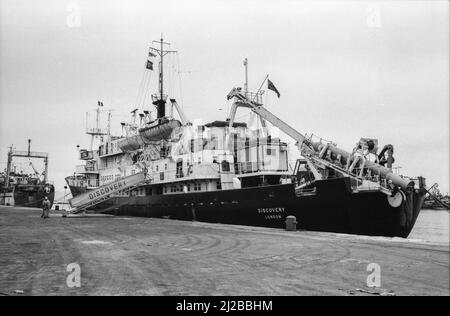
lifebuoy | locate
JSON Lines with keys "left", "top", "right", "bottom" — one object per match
{"left": 387, "top": 191, "right": 405, "bottom": 208}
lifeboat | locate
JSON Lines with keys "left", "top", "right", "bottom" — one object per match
{"left": 117, "top": 134, "right": 145, "bottom": 152}
{"left": 139, "top": 118, "right": 181, "bottom": 143}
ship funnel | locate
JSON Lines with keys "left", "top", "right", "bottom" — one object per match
{"left": 153, "top": 99, "right": 166, "bottom": 118}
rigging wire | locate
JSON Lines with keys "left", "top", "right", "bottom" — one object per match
{"left": 172, "top": 54, "right": 176, "bottom": 99}
{"left": 138, "top": 71, "right": 147, "bottom": 109}
{"left": 177, "top": 64, "right": 240, "bottom": 75}
{"left": 141, "top": 70, "right": 149, "bottom": 109}
{"left": 134, "top": 67, "right": 147, "bottom": 110}
{"left": 171, "top": 54, "right": 178, "bottom": 101}
{"left": 137, "top": 72, "right": 145, "bottom": 109}
{"left": 141, "top": 70, "right": 152, "bottom": 109}
{"left": 235, "top": 111, "right": 252, "bottom": 121}
{"left": 144, "top": 66, "right": 155, "bottom": 111}
{"left": 167, "top": 54, "right": 173, "bottom": 100}
{"left": 176, "top": 52, "right": 184, "bottom": 108}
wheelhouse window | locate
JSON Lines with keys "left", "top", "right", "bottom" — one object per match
{"left": 221, "top": 160, "right": 230, "bottom": 172}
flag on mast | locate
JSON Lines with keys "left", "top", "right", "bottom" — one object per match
{"left": 267, "top": 79, "right": 280, "bottom": 98}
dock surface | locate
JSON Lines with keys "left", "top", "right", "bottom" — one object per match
{"left": 0, "top": 206, "right": 448, "bottom": 296}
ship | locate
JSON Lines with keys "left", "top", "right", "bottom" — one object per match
{"left": 421, "top": 183, "right": 450, "bottom": 210}
{"left": 66, "top": 37, "right": 427, "bottom": 238}
{"left": 0, "top": 140, "right": 55, "bottom": 208}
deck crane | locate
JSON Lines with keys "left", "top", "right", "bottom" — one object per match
{"left": 28, "top": 160, "right": 42, "bottom": 178}
{"left": 226, "top": 87, "right": 415, "bottom": 196}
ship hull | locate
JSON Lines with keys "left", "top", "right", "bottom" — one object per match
{"left": 92, "top": 178, "right": 425, "bottom": 238}
{"left": 67, "top": 185, "right": 87, "bottom": 197}
{"left": 65, "top": 176, "right": 88, "bottom": 198}
{"left": 1, "top": 184, "right": 55, "bottom": 209}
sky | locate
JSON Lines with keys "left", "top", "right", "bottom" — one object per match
{"left": 0, "top": 0, "right": 449, "bottom": 194}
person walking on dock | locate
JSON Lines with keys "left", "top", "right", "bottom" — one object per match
{"left": 41, "top": 197, "right": 51, "bottom": 219}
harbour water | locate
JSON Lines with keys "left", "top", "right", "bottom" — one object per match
{"left": 408, "top": 209, "right": 449, "bottom": 244}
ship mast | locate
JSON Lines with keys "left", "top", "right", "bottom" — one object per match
{"left": 242, "top": 58, "right": 267, "bottom": 131}
{"left": 86, "top": 103, "right": 107, "bottom": 151}
{"left": 150, "top": 35, "right": 177, "bottom": 118}
{"left": 243, "top": 58, "right": 248, "bottom": 95}
{"left": 5, "top": 145, "right": 13, "bottom": 189}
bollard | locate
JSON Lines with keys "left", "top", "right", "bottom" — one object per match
{"left": 285, "top": 215, "right": 297, "bottom": 231}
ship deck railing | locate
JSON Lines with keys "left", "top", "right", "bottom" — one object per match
{"left": 235, "top": 162, "right": 289, "bottom": 175}
{"left": 130, "top": 162, "right": 290, "bottom": 186}
{"left": 145, "top": 164, "right": 221, "bottom": 185}
{"left": 349, "top": 168, "right": 389, "bottom": 188}
{"left": 243, "top": 91, "right": 264, "bottom": 104}
{"left": 75, "top": 165, "right": 99, "bottom": 174}
{"left": 11, "top": 150, "right": 48, "bottom": 158}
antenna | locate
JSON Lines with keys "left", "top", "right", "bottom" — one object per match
{"left": 149, "top": 35, "right": 177, "bottom": 118}
{"left": 108, "top": 110, "right": 112, "bottom": 136}
{"left": 243, "top": 58, "right": 248, "bottom": 95}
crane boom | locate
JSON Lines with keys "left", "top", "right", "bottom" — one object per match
{"left": 238, "top": 102, "right": 310, "bottom": 149}
{"left": 29, "top": 161, "right": 40, "bottom": 176}
{"left": 227, "top": 88, "right": 414, "bottom": 191}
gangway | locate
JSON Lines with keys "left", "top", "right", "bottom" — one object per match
{"left": 68, "top": 171, "right": 146, "bottom": 213}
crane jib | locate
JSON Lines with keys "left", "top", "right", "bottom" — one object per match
{"left": 227, "top": 89, "right": 414, "bottom": 191}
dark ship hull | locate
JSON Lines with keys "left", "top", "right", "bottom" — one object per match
{"left": 86, "top": 178, "right": 425, "bottom": 238}
{"left": 67, "top": 185, "right": 87, "bottom": 198}
{"left": 1, "top": 184, "right": 55, "bottom": 209}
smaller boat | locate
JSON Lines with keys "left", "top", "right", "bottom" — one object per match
{"left": 0, "top": 140, "right": 55, "bottom": 208}
{"left": 422, "top": 183, "right": 450, "bottom": 210}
